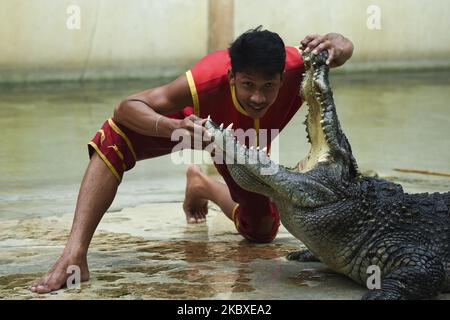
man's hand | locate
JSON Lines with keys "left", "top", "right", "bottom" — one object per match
{"left": 300, "top": 33, "right": 354, "bottom": 68}
{"left": 176, "top": 114, "right": 211, "bottom": 150}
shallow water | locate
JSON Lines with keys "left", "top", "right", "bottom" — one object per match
{"left": 0, "top": 71, "right": 449, "bottom": 300}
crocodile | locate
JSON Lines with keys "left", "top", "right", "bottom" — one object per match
{"left": 204, "top": 50, "right": 450, "bottom": 300}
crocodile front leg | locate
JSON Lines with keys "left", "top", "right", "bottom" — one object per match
{"left": 362, "top": 250, "right": 446, "bottom": 300}
{"left": 287, "top": 249, "right": 321, "bottom": 262}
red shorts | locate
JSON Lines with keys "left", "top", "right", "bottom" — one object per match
{"left": 88, "top": 107, "right": 280, "bottom": 243}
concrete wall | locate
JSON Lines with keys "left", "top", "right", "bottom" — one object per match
{"left": 0, "top": 0, "right": 208, "bottom": 82}
{"left": 1, "top": 0, "right": 449, "bottom": 83}
{"left": 234, "top": 0, "right": 450, "bottom": 72}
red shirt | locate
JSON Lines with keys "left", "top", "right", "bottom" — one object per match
{"left": 186, "top": 46, "right": 305, "bottom": 149}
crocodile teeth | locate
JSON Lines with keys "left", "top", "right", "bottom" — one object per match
{"left": 262, "top": 147, "right": 267, "bottom": 153}
{"left": 219, "top": 123, "right": 224, "bottom": 130}
{"left": 207, "top": 115, "right": 211, "bottom": 121}
{"left": 226, "top": 123, "right": 233, "bottom": 130}
{"left": 204, "top": 129, "right": 213, "bottom": 140}
{"left": 318, "top": 154, "right": 329, "bottom": 162}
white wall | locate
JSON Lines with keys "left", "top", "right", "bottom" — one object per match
{"left": 234, "top": 0, "right": 450, "bottom": 71}
{"left": 0, "top": 0, "right": 208, "bottom": 82}
{"left": 0, "top": 0, "right": 449, "bottom": 83}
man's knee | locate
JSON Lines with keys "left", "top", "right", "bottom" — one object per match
{"left": 238, "top": 216, "right": 280, "bottom": 244}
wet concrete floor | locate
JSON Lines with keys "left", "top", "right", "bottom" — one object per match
{"left": 1, "top": 199, "right": 449, "bottom": 300}
{"left": 0, "top": 202, "right": 369, "bottom": 300}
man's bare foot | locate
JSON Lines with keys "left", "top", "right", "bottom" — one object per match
{"left": 183, "top": 165, "right": 209, "bottom": 224}
{"left": 30, "top": 252, "right": 90, "bottom": 294}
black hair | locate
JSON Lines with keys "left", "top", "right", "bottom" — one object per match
{"left": 228, "top": 26, "right": 286, "bottom": 76}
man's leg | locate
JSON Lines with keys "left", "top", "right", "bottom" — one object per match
{"left": 183, "top": 165, "right": 237, "bottom": 223}
{"left": 30, "top": 152, "right": 119, "bottom": 293}
{"left": 183, "top": 165, "right": 279, "bottom": 242}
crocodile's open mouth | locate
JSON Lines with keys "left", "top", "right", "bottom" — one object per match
{"left": 203, "top": 50, "right": 358, "bottom": 205}
{"left": 296, "top": 51, "right": 333, "bottom": 173}
{"left": 204, "top": 50, "right": 334, "bottom": 176}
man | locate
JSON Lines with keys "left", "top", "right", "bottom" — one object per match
{"left": 30, "top": 27, "right": 354, "bottom": 293}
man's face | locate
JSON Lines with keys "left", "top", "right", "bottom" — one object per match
{"left": 229, "top": 69, "right": 283, "bottom": 119}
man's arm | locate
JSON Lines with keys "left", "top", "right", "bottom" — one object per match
{"left": 114, "top": 74, "right": 207, "bottom": 140}
{"left": 300, "top": 33, "right": 354, "bottom": 68}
